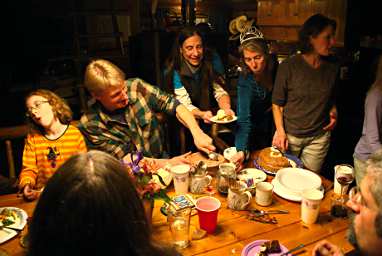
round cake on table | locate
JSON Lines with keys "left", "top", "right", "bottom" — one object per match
{"left": 257, "top": 147, "right": 291, "bottom": 172}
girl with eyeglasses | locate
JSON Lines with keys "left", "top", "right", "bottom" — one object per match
{"left": 18, "top": 89, "right": 87, "bottom": 201}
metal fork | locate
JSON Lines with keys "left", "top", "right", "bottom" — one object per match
{"left": 249, "top": 208, "right": 289, "bottom": 216}
{"left": 280, "top": 243, "right": 305, "bottom": 256}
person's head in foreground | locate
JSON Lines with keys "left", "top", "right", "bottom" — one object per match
{"left": 313, "top": 149, "right": 382, "bottom": 256}
{"left": 27, "top": 150, "right": 178, "bottom": 256}
{"left": 347, "top": 150, "right": 382, "bottom": 255}
{"left": 84, "top": 59, "right": 129, "bottom": 112}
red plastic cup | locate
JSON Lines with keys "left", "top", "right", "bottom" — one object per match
{"left": 195, "top": 196, "right": 221, "bottom": 234}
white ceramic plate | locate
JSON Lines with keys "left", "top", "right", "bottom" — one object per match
{"left": 275, "top": 168, "right": 322, "bottom": 194}
{"left": 210, "top": 115, "right": 237, "bottom": 124}
{"left": 237, "top": 168, "right": 267, "bottom": 189}
{"left": 0, "top": 207, "right": 28, "bottom": 244}
{"left": 271, "top": 178, "right": 302, "bottom": 202}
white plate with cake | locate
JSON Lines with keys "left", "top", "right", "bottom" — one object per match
{"left": 253, "top": 147, "right": 303, "bottom": 176}
{"left": 210, "top": 109, "right": 237, "bottom": 124}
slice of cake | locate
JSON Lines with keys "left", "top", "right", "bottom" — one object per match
{"left": 216, "top": 109, "right": 233, "bottom": 121}
{"left": 255, "top": 240, "right": 281, "bottom": 256}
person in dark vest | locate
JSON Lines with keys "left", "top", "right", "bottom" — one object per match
{"left": 163, "top": 26, "right": 234, "bottom": 124}
{"left": 163, "top": 26, "right": 234, "bottom": 153}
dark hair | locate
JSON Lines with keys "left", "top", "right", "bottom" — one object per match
{"left": 27, "top": 150, "right": 178, "bottom": 256}
{"left": 195, "top": 22, "right": 213, "bottom": 46}
{"left": 165, "top": 26, "right": 206, "bottom": 72}
{"left": 298, "top": 13, "right": 337, "bottom": 54}
{"left": 163, "top": 26, "right": 214, "bottom": 92}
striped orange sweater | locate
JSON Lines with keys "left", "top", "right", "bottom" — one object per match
{"left": 19, "top": 125, "right": 87, "bottom": 189}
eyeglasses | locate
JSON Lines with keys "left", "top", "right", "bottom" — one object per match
{"left": 26, "top": 100, "right": 49, "bottom": 115}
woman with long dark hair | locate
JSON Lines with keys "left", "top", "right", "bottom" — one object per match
{"left": 27, "top": 150, "right": 179, "bottom": 256}
{"left": 164, "top": 26, "right": 234, "bottom": 123}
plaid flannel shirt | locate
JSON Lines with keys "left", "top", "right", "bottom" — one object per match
{"left": 79, "top": 78, "right": 180, "bottom": 159}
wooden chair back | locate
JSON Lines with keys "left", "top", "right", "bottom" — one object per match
{"left": 0, "top": 125, "right": 28, "bottom": 178}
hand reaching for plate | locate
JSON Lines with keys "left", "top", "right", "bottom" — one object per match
{"left": 230, "top": 151, "right": 245, "bottom": 171}
{"left": 201, "top": 111, "right": 214, "bottom": 123}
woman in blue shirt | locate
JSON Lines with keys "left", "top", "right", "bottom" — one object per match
{"left": 231, "top": 35, "right": 277, "bottom": 167}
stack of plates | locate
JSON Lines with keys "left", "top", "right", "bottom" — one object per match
{"left": 271, "top": 168, "right": 322, "bottom": 202}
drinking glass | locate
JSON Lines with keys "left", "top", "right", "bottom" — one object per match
{"left": 168, "top": 207, "right": 191, "bottom": 249}
{"left": 331, "top": 164, "right": 354, "bottom": 217}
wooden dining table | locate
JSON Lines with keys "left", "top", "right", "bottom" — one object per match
{"left": 0, "top": 153, "right": 355, "bottom": 256}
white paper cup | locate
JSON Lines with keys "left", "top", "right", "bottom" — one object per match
{"left": 301, "top": 189, "right": 324, "bottom": 224}
{"left": 171, "top": 165, "right": 191, "bottom": 195}
{"left": 255, "top": 182, "right": 273, "bottom": 206}
{"left": 334, "top": 164, "right": 353, "bottom": 195}
{"left": 223, "top": 147, "right": 237, "bottom": 162}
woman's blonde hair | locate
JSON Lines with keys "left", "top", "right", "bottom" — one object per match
{"left": 84, "top": 59, "right": 125, "bottom": 94}
{"left": 26, "top": 89, "right": 72, "bottom": 132}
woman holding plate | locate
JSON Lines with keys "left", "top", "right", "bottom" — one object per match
{"left": 163, "top": 26, "right": 235, "bottom": 124}
{"left": 230, "top": 27, "right": 277, "bottom": 167}
{"left": 163, "top": 26, "right": 235, "bottom": 154}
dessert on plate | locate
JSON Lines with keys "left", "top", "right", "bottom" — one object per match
{"left": 216, "top": 109, "right": 233, "bottom": 122}
{"left": 256, "top": 240, "right": 281, "bottom": 256}
{"left": 257, "top": 147, "right": 291, "bottom": 173}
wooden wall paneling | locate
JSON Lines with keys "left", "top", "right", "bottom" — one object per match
{"left": 257, "top": 0, "right": 347, "bottom": 45}
{"left": 286, "top": 0, "right": 299, "bottom": 25}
